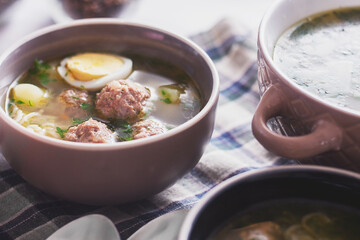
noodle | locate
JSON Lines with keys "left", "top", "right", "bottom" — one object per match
{"left": 9, "top": 104, "right": 60, "bottom": 139}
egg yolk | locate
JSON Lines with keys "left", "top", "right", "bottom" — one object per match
{"left": 66, "top": 53, "right": 125, "bottom": 81}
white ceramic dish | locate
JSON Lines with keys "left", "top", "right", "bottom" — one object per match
{"left": 47, "top": 214, "right": 120, "bottom": 240}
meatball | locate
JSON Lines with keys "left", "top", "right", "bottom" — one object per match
{"left": 65, "top": 118, "right": 114, "bottom": 143}
{"left": 58, "top": 89, "right": 93, "bottom": 118}
{"left": 95, "top": 80, "right": 150, "bottom": 120}
{"left": 132, "top": 119, "right": 167, "bottom": 140}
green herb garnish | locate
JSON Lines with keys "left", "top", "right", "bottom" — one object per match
{"left": 16, "top": 100, "right": 25, "bottom": 104}
{"left": 28, "top": 59, "right": 50, "bottom": 75}
{"left": 28, "top": 59, "right": 53, "bottom": 86}
{"left": 111, "top": 121, "right": 133, "bottom": 141}
{"left": 56, "top": 127, "right": 68, "bottom": 138}
{"left": 72, "top": 117, "right": 90, "bottom": 124}
{"left": 38, "top": 72, "right": 50, "bottom": 85}
{"left": 71, "top": 96, "right": 80, "bottom": 100}
{"left": 166, "top": 125, "right": 175, "bottom": 130}
{"left": 80, "top": 103, "right": 93, "bottom": 112}
{"left": 160, "top": 98, "right": 172, "bottom": 104}
{"left": 28, "top": 100, "right": 33, "bottom": 107}
{"left": 7, "top": 103, "right": 13, "bottom": 116}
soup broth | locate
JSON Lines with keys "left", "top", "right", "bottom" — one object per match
{"left": 273, "top": 8, "right": 360, "bottom": 112}
{"left": 6, "top": 53, "right": 202, "bottom": 142}
{"left": 211, "top": 199, "right": 360, "bottom": 240}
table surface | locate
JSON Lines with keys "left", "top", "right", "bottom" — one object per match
{"left": 0, "top": 0, "right": 274, "bottom": 53}
{"left": 0, "top": 1, "right": 289, "bottom": 239}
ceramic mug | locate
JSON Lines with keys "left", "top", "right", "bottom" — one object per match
{"left": 253, "top": 0, "right": 360, "bottom": 170}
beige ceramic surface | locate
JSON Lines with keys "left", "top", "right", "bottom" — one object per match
{"left": 0, "top": 19, "right": 219, "bottom": 205}
{"left": 253, "top": 0, "right": 360, "bottom": 171}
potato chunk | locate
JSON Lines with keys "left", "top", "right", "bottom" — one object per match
{"left": 13, "top": 83, "right": 46, "bottom": 107}
{"left": 159, "top": 85, "right": 183, "bottom": 104}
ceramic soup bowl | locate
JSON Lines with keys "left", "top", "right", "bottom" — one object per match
{"left": 253, "top": 0, "right": 360, "bottom": 170}
{"left": 178, "top": 166, "right": 360, "bottom": 239}
{"left": 0, "top": 19, "right": 219, "bottom": 205}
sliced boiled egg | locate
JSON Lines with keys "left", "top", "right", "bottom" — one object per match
{"left": 57, "top": 52, "right": 132, "bottom": 91}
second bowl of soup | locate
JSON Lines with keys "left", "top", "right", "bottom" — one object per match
{"left": 0, "top": 19, "right": 219, "bottom": 205}
{"left": 178, "top": 166, "right": 360, "bottom": 239}
{"left": 253, "top": 0, "right": 360, "bottom": 170}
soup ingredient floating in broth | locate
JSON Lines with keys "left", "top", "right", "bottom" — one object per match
{"left": 273, "top": 8, "right": 360, "bottom": 112}
{"left": 57, "top": 52, "right": 132, "bottom": 90}
{"left": 221, "top": 221, "right": 283, "bottom": 240}
{"left": 12, "top": 83, "right": 48, "bottom": 107}
{"left": 58, "top": 89, "right": 93, "bottom": 119}
{"left": 211, "top": 200, "right": 360, "bottom": 240}
{"left": 64, "top": 118, "right": 115, "bottom": 143}
{"left": 95, "top": 79, "right": 150, "bottom": 121}
{"left": 132, "top": 119, "right": 167, "bottom": 140}
{"left": 7, "top": 53, "right": 202, "bottom": 143}
{"left": 159, "top": 84, "right": 184, "bottom": 104}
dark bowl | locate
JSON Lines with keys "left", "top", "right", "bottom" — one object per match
{"left": 50, "top": 0, "right": 135, "bottom": 23}
{"left": 178, "top": 165, "right": 360, "bottom": 239}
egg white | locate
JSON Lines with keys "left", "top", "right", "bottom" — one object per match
{"left": 57, "top": 56, "right": 132, "bottom": 91}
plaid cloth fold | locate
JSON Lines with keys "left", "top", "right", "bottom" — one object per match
{"left": 0, "top": 18, "right": 298, "bottom": 240}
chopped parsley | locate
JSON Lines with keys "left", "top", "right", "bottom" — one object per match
{"left": 38, "top": 72, "right": 50, "bottom": 85}
{"left": 8, "top": 99, "right": 14, "bottom": 115}
{"left": 166, "top": 125, "right": 175, "bottom": 130}
{"left": 28, "top": 59, "right": 50, "bottom": 75}
{"left": 56, "top": 127, "right": 68, "bottom": 138}
{"left": 160, "top": 98, "right": 172, "bottom": 104}
{"left": 71, "top": 96, "right": 80, "bottom": 100}
{"left": 28, "top": 100, "right": 33, "bottom": 107}
{"left": 111, "top": 121, "right": 133, "bottom": 141}
{"left": 80, "top": 103, "right": 93, "bottom": 112}
{"left": 16, "top": 100, "right": 25, "bottom": 104}
{"left": 28, "top": 59, "right": 54, "bottom": 86}
{"left": 7, "top": 103, "right": 13, "bottom": 116}
{"left": 73, "top": 117, "right": 90, "bottom": 124}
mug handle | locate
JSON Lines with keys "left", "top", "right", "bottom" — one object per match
{"left": 252, "top": 85, "right": 343, "bottom": 159}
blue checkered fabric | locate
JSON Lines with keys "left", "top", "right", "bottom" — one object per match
{"left": 0, "top": 19, "right": 297, "bottom": 240}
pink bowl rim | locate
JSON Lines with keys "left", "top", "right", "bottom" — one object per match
{"left": 0, "top": 18, "right": 220, "bottom": 151}
{"left": 258, "top": 0, "right": 360, "bottom": 118}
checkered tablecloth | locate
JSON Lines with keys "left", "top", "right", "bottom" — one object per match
{"left": 0, "top": 18, "right": 298, "bottom": 240}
